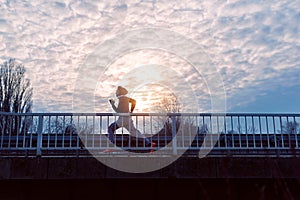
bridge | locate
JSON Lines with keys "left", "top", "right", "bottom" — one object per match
{"left": 0, "top": 112, "right": 299, "bottom": 179}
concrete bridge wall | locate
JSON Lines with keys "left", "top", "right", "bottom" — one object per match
{"left": 1, "top": 156, "right": 300, "bottom": 179}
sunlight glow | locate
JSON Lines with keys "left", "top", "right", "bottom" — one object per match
{"left": 131, "top": 83, "right": 177, "bottom": 113}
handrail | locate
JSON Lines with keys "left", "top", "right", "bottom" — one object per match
{"left": 1, "top": 111, "right": 300, "bottom": 117}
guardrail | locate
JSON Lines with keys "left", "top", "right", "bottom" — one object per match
{"left": 0, "top": 112, "right": 299, "bottom": 157}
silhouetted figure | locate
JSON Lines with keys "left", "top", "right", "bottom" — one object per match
{"left": 104, "top": 86, "right": 156, "bottom": 153}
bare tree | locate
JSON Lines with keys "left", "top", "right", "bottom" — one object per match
{"left": 152, "top": 95, "right": 181, "bottom": 114}
{"left": 0, "top": 58, "right": 33, "bottom": 135}
{"left": 151, "top": 94, "right": 180, "bottom": 132}
{"left": 281, "top": 121, "right": 299, "bottom": 134}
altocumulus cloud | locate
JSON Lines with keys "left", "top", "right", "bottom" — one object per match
{"left": 0, "top": 0, "right": 299, "bottom": 112}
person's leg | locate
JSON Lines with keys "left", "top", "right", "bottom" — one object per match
{"left": 108, "top": 122, "right": 119, "bottom": 143}
{"left": 126, "top": 119, "right": 152, "bottom": 146}
{"left": 104, "top": 122, "right": 120, "bottom": 153}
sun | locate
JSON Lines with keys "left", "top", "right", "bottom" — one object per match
{"left": 131, "top": 83, "right": 176, "bottom": 113}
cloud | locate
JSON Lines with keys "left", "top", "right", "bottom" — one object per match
{"left": 0, "top": 0, "right": 299, "bottom": 113}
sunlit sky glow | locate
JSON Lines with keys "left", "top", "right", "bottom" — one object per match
{"left": 0, "top": 0, "right": 299, "bottom": 113}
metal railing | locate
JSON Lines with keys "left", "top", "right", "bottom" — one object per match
{"left": 0, "top": 112, "right": 299, "bottom": 157}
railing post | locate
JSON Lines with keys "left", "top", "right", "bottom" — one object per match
{"left": 36, "top": 115, "right": 43, "bottom": 156}
{"left": 172, "top": 115, "right": 178, "bottom": 155}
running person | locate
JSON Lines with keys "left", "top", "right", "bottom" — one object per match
{"left": 104, "top": 86, "right": 156, "bottom": 152}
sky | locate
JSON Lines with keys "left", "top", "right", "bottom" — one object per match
{"left": 0, "top": 0, "right": 299, "bottom": 113}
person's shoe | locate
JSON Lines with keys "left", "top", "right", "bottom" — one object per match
{"left": 103, "top": 149, "right": 115, "bottom": 153}
{"left": 150, "top": 142, "right": 156, "bottom": 153}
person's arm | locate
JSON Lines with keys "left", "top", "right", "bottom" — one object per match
{"left": 109, "top": 99, "right": 118, "bottom": 112}
{"left": 129, "top": 98, "right": 136, "bottom": 113}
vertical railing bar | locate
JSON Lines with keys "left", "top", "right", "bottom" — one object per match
{"left": 287, "top": 116, "right": 291, "bottom": 148}
{"left": 6, "top": 116, "right": 9, "bottom": 148}
{"left": 26, "top": 115, "right": 30, "bottom": 150}
{"left": 294, "top": 116, "right": 298, "bottom": 148}
{"left": 0, "top": 116, "right": 4, "bottom": 148}
{"left": 209, "top": 115, "right": 213, "bottom": 148}
{"left": 155, "top": 116, "right": 159, "bottom": 148}
{"left": 22, "top": 115, "right": 27, "bottom": 149}
{"left": 191, "top": 116, "right": 194, "bottom": 148}
{"left": 25, "top": 115, "right": 29, "bottom": 149}
{"left": 273, "top": 116, "right": 277, "bottom": 148}
{"left": 150, "top": 116, "right": 153, "bottom": 146}
{"left": 259, "top": 116, "right": 262, "bottom": 148}
{"left": 15, "top": 115, "right": 20, "bottom": 149}
{"left": 202, "top": 115, "right": 208, "bottom": 148}
{"left": 252, "top": 116, "right": 256, "bottom": 148}
{"left": 106, "top": 116, "right": 109, "bottom": 148}
{"left": 92, "top": 116, "right": 95, "bottom": 149}
{"left": 172, "top": 115, "right": 177, "bottom": 155}
{"left": 131, "top": 115, "right": 135, "bottom": 149}
{"left": 158, "top": 116, "right": 161, "bottom": 147}
{"left": 61, "top": 115, "right": 65, "bottom": 148}
{"left": 143, "top": 116, "right": 148, "bottom": 147}
{"left": 217, "top": 116, "right": 220, "bottom": 148}
{"left": 245, "top": 116, "right": 248, "bottom": 148}
{"left": 188, "top": 116, "right": 191, "bottom": 147}
{"left": 147, "top": 115, "right": 149, "bottom": 148}
{"left": 76, "top": 115, "right": 79, "bottom": 150}
{"left": 77, "top": 115, "right": 81, "bottom": 151}
{"left": 203, "top": 116, "right": 206, "bottom": 149}
{"left": 135, "top": 115, "right": 138, "bottom": 149}
{"left": 8, "top": 115, "right": 11, "bottom": 148}
{"left": 29, "top": 116, "right": 33, "bottom": 149}
{"left": 119, "top": 115, "right": 121, "bottom": 149}
{"left": 75, "top": 117, "right": 79, "bottom": 151}
{"left": 231, "top": 116, "right": 234, "bottom": 148}
{"left": 147, "top": 116, "right": 151, "bottom": 147}
{"left": 15, "top": 115, "right": 19, "bottom": 148}
{"left": 266, "top": 116, "right": 270, "bottom": 148}
{"left": 224, "top": 116, "right": 227, "bottom": 148}
{"left": 119, "top": 115, "right": 123, "bottom": 149}
{"left": 192, "top": 115, "right": 195, "bottom": 148}
{"left": 70, "top": 115, "right": 74, "bottom": 148}
{"left": 200, "top": 115, "right": 203, "bottom": 148}
{"left": 122, "top": 116, "right": 126, "bottom": 149}
{"left": 55, "top": 116, "right": 58, "bottom": 148}
{"left": 47, "top": 116, "right": 50, "bottom": 149}
{"left": 199, "top": 116, "right": 202, "bottom": 149}
{"left": 238, "top": 116, "right": 241, "bottom": 148}
{"left": 125, "top": 115, "right": 128, "bottom": 149}
{"left": 77, "top": 115, "right": 81, "bottom": 148}
{"left": 70, "top": 115, "right": 73, "bottom": 149}
{"left": 85, "top": 116, "right": 88, "bottom": 148}
{"left": 143, "top": 116, "right": 145, "bottom": 148}
{"left": 26, "top": 115, "right": 31, "bottom": 149}
{"left": 99, "top": 116, "right": 102, "bottom": 148}
{"left": 198, "top": 115, "right": 202, "bottom": 148}
{"left": 8, "top": 116, "right": 12, "bottom": 149}
{"left": 183, "top": 115, "right": 186, "bottom": 148}
{"left": 195, "top": 115, "right": 199, "bottom": 148}
{"left": 165, "top": 116, "right": 168, "bottom": 147}
{"left": 192, "top": 115, "right": 194, "bottom": 148}
{"left": 178, "top": 115, "right": 182, "bottom": 148}
{"left": 36, "top": 115, "right": 43, "bottom": 156}
{"left": 67, "top": 115, "right": 70, "bottom": 148}
{"left": 279, "top": 116, "right": 284, "bottom": 148}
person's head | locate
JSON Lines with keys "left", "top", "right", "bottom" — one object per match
{"left": 116, "top": 86, "right": 128, "bottom": 96}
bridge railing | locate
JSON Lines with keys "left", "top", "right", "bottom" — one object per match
{"left": 0, "top": 112, "right": 299, "bottom": 157}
